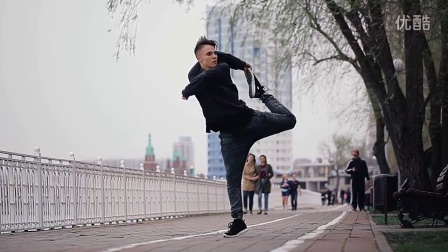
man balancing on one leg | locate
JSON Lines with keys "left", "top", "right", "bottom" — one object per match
{"left": 181, "top": 36, "right": 296, "bottom": 238}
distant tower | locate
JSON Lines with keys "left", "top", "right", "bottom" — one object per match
{"left": 166, "top": 157, "right": 171, "bottom": 172}
{"left": 143, "top": 133, "right": 158, "bottom": 171}
{"left": 172, "top": 149, "right": 180, "bottom": 174}
{"left": 172, "top": 136, "right": 195, "bottom": 168}
{"left": 181, "top": 157, "right": 187, "bottom": 173}
{"left": 171, "top": 149, "right": 187, "bottom": 175}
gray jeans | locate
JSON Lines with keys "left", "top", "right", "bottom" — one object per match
{"left": 258, "top": 178, "right": 269, "bottom": 211}
{"left": 219, "top": 94, "right": 296, "bottom": 219}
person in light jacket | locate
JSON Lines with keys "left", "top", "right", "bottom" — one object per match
{"left": 255, "top": 155, "right": 274, "bottom": 215}
{"left": 242, "top": 153, "right": 258, "bottom": 215}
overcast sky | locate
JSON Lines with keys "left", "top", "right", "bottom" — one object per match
{"left": 0, "top": 0, "right": 369, "bottom": 175}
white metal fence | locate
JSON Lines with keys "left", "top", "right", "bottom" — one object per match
{"left": 0, "top": 148, "right": 230, "bottom": 233}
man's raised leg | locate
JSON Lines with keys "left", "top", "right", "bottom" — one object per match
{"left": 253, "top": 94, "right": 296, "bottom": 140}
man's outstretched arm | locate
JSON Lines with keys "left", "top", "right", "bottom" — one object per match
{"left": 186, "top": 51, "right": 250, "bottom": 84}
{"left": 216, "top": 51, "right": 248, "bottom": 70}
{"left": 182, "top": 62, "right": 230, "bottom": 99}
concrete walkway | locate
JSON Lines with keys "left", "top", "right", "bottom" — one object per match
{"left": 0, "top": 203, "right": 399, "bottom": 252}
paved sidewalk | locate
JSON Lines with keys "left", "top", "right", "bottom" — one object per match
{"left": 0, "top": 204, "right": 398, "bottom": 252}
{"left": 295, "top": 210, "right": 393, "bottom": 252}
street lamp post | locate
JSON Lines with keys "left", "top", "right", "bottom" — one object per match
{"left": 329, "top": 159, "right": 340, "bottom": 204}
{"left": 189, "top": 165, "right": 194, "bottom": 177}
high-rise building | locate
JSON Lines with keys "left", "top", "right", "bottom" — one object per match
{"left": 207, "top": 132, "right": 225, "bottom": 179}
{"left": 205, "top": 5, "right": 294, "bottom": 179}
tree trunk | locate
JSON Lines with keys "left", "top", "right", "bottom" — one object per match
{"left": 365, "top": 78, "right": 391, "bottom": 174}
{"left": 440, "top": 0, "right": 448, "bottom": 169}
{"left": 442, "top": 56, "right": 448, "bottom": 168}
{"left": 421, "top": 29, "right": 441, "bottom": 189}
{"left": 400, "top": 0, "right": 431, "bottom": 190}
{"left": 441, "top": 55, "right": 448, "bottom": 170}
{"left": 429, "top": 89, "right": 442, "bottom": 188}
{"left": 372, "top": 116, "right": 391, "bottom": 174}
{"left": 395, "top": 137, "right": 430, "bottom": 189}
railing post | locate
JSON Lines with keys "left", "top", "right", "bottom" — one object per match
{"left": 141, "top": 163, "right": 146, "bottom": 220}
{"left": 157, "top": 166, "right": 162, "bottom": 218}
{"left": 222, "top": 177, "right": 226, "bottom": 210}
{"left": 208, "top": 177, "right": 213, "bottom": 213}
{"left": 197, "top": 176, "right": 200, "bottom": 214}
{"left": 184, "top": 170, "right": 189, "bottom": 216}
{"left": 98, "top": 157, "right": 105, "bottom": 224}
{"left": 70, "top": 152, "right": 77, "bottom": 226}
{"left": 171, "top": 168, "right": 176, "bottom": 217}
{"left": 34, "top": 147, "right": 44, "bottom": 229}
{"left": 120, "top": 160, "right": 127, "bottom": 222}
{"left": 215, "top": 180, "right": 218, "bottom": 212}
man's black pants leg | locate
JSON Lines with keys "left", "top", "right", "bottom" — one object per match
{"left": 351, "top": 181, "right": 365, "bottom": 210}
{"left": 245, "top": 94, "right": 296, "bottom": 142}
{"left": 219, "top": 133, "right": 255, "bottom": 219}
{"left": 219, "top": 94, "right": 296, "bottom": 220}
{"left": 356, "top": 182, "right": 366, "bottom": 210}
{"left": 290, "top": 191, "right": 297, "bottom": 210}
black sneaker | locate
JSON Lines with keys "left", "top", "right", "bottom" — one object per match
{"left": 223, "top": 219, "right": 247, "bottom": 238}
{"left": 257, "top": 210, "right": 262, "bottom": 215}
{"left": 253, "top": 76, "right": 268, "bottom": 98}
{"left": 249, "top": 211, "right": 253, "bottom": 215}
{"left": 245, "top": 69, "right": 256, "bottom": 98}
{"left": 246, "top": 69, "right": 268, "bottom": 99}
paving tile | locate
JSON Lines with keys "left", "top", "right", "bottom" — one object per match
{"left": 321, "top": 233, "right": 350, "bottom": 240}
{"left": 344, "top": 238, "right": 378, "bottom": 252}
{"left": 350, "top": 231, "right": 374, "bottom": 239}
{"left": 306, "top": 240, "right": 345, "bottom": 252}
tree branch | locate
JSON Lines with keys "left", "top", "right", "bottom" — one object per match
{"left": 107, "top": 0, "right": 144, "bottom": 60}
{"left": 367, "top": 0, "right": 405, "bottom": 102}
{"left": 304, "top": 4, "right": 358, "bottom": 68}
{"left": 419, "top": 29, "right": 441, "bottom": 114}
{"left": 301, "top": 52, "right": 359, "bottom": 69}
